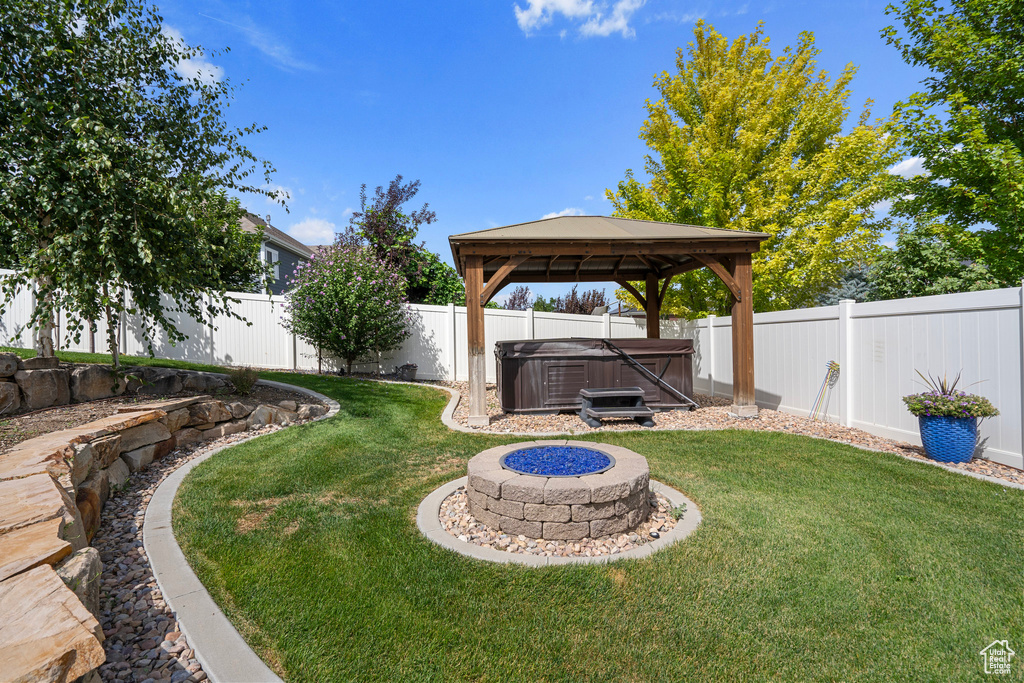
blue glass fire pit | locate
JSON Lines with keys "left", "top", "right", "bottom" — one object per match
{"left": 500, "top": 446, "right": 615, "bottom": 477}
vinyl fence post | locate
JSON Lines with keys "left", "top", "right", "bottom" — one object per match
{"left": 838, "top": 299, "right": 855, "bottom": 427}
{"left": 208, "top": 293, "right": 215, "bottom": 366}
{"left": 1019, "top": 280, "right": 1024, "bottom": 467}
{"left": 707, "top": 315, "right": 716, "bottom": 398}
{"left": 526, "top": 307, "right": 535, "bottom": 340}
{"left": 447, "top": 303, "right": 457, "bottom": 381}
{"left": 602, "top": 312, "right": 611, "bottom": 338}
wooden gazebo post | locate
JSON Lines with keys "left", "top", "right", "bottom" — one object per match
{"left": 729, "top": 254, "right": 757, "bottom": 417}
{"left": 464, "top": 255, "right": 489, "bottom": 427}
{"left": 644, "top": 272, "right": 660, "bottom": 339}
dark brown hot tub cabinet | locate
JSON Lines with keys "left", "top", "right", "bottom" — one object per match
{"left": 495, "top": 338, "right": 694, "bottom": 413}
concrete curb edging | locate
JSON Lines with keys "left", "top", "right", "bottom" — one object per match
{"left": 390, "top": 380, "right": 1024, "bottom": 491}
{"left": 143, "top": 380, "right": 340, "bottom": 683}
{"left": 416, "top": 476, "right": 702, "bottom": 566}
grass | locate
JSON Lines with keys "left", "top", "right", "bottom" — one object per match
{"left": 166, "top": 372, "right": 1024, "bottom": 682}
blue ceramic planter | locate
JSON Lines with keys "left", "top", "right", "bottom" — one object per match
{"left": 918, "top": 415, "right": 978, "bottom": 463}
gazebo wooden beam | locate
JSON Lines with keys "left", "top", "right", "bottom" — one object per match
{"left": 480, "top": 255, "right": 528, "bottom": 305}
{"left": 689, "top": 254, "right": 742, "bottom": 301}
{"left": 614, "top": 279, "right": 646, "bottom": 310}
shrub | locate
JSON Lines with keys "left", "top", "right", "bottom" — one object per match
{"left": 284, "top": 231, "right": 411, "bottom": 373}
{"left": 228, "top": 366, "right": 259, "bottom": 395}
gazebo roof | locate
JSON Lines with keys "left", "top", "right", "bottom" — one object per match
{"left": 449, "top": 215, "right": 768, "bottom": 283}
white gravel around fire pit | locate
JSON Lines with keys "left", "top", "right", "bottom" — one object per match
{"left": 440, "top": 487, "right": 681, "bottom": 557}
{"left": 432, "top": 381, "right": 1024, "bottom": 488}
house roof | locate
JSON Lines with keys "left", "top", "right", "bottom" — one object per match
{"left": 239, "top": 213, "right": 314, "bottom": 259}
{"left": 448, "top": 215, "right": 768, "bottom": 282}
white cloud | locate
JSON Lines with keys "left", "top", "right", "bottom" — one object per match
{"left": 890, "top": 156, "right": 927, "bottom": 178}
{"left": 542, "top": 207, "right": 585, "bottom": 219}
{"left": 580, "top": 0, "right": 646, "bottom": 37}
{"left": 288, "top": 218, "right": 337, "bottom": 245}
{"left": 163, "top": 27, "right": 224, "bottom": 84}
{"left": 514, "top": 0, "right": 645, "bottom": 38}
{"left": 198, "top": 13, "right": 315, "bottom": 72}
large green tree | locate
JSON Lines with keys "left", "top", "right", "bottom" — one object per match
{"left": 883, "top": 0, "right": 1024, "bottom": 286}
{"left": 0, "top": 0, "right": 275, "bottom": 365}
{"left": 608, "top": 21, "right": 898, "bottom": 317}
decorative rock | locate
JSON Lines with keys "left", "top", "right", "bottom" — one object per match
{"left": 296, "top": 404, "right": 327, "bottom": 420}
{"left": 0, "top": 518, "right": 72, "bottom": 582}
{"left": 278, "top": 400, "right": 297, "bottom": 411}
{"left": 0, "top": 381, "right": 20, "bottom": 415}
{"left": 76, "top": 470, "right": 109, "bottom": 541}
{"left": 119, "top": 422, "right": 171, "bottom": 453}
{"left": 56, "top": 547, "right": 103, "bottom": 619}
{"left": 15, "top": 368, "right": 71, "bottom": 410}
{"left": 187, "top": 401, "right": 232, "bottom": 425}
{"left": 172, "top": 428, "right": 202, "bottom": 448}
{"left": 134, "top": 367, "right": 183, "bottom": 396}
{"left": 180, "top": 373, "right": 226, "bottom": 393}
{"left": 246, "top": 405, "right": 296, "bottom": 428}
{"left": 19, "top": 355, "right": 60, "bottom": 370}
{"left": 0, "top": 564, "right": 105, "bottom": 682}
{"left": 91, "top": 435, "right": 123, "bottom": 470}
{"left": 70, "top": 365, "right": 126, "bottom": 402}
{"left": 105, "top": 459, "right": 130, "bottom": 491}
{"left": 199, "top": 421, "right": 246, "bottom": 440}
{"left": 228, "top": 402, "right": 252, "bottom": 419}
{"left": 121, "top": 446, "right": 155, "bottom": 473}
{"left": 161, "top": 409, "right": 191, "bottom": 433}
{"left": 69, "top": 443, "right": 95, "bottom": 489}
{"left": 0, "top": 352, "right": 20, "bottom": 377}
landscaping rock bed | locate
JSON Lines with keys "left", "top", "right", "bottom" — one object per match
{"left": 0, "top": 369, "right": 327, "bottom": 683}
{"left": 440, "top": 486, "right": 681, "bottom": 558}
{"left": 440, "top": 381, "right": 1024, "bottom": 488}
{"left": 92, "top": 424, "right": 288, "bottom": 683}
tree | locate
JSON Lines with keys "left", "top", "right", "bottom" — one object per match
{"left": 869, "top": 221, "right": 1000, "bottom": 300}
{"left": 283, "top": 231, "right": 410, "bottom": 374}
{"left": 349, "top": 174, "right": 463, "bottom": 305}
{"left": 883, "top": 0, "right": 1024, "bottom": 285}
{"left": 817, "top": 265, "right": 875, "bottom": 305}
{"left": 0, "top": 0, "right": 275, "bottom": 365}
{"left": 503, "top": 285, "right": 532, "bottom": 311}
{"left": 607, "top": 21, "right": 898, "bottom": 317}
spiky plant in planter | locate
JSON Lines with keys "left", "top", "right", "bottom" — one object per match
{"left": 902, "top": 371, "right": 998, "bottom": 463}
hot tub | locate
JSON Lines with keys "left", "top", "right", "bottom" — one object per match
{"left": 494, "top": 338, "right": 694, "bottom": 413}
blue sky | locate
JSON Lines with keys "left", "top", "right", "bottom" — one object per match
{"left": 159, "top": 0, "right": 928, "bottom": 303}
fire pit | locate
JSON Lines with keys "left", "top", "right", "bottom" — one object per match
{"left": 466, "top": 440, "right": 650, "bottom": 541}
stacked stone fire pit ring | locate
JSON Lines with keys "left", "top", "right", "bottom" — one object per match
{"left": 466, "top": 440, "right": 650, "bottom": 541}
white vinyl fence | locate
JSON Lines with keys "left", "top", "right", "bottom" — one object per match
{"left": 1, "top": 273, "right": 1020, "bottom": 469}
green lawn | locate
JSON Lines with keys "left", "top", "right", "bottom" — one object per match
{"left": 166, "top": 372, "right": 1023, "bottom": 682}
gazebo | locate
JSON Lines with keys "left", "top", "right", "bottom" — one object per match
{"left": 449, "top": 216, "right": 769, "bottom": 427}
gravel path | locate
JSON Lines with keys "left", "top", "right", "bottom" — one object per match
{"left": 93, "top": 424, "right": 288, "bottom": 683}
{"left": 437, "top": 381, "right": 1024, "bottom": 488}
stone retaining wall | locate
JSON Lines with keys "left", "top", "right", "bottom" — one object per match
{"left": 466, "top": 441, "right": 650, "bottom": 541}
{"left": 0, "top": 368, "right": 327, "bottom": 683}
